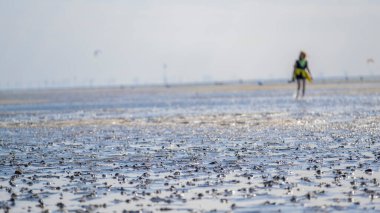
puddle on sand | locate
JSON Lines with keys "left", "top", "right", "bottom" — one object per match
{"left": 1, "top": 82, "right": 380, "bottom": 212}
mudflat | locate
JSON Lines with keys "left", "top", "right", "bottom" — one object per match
{"left": 1, "top": 81, "right": 379, "bottom": 212}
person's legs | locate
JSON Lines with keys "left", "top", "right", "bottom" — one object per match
{"left": 302, "top": 79, "right": 306, "bottom": 97}
{"left": 296, "top": 79, "right": 301, "bottom": 99}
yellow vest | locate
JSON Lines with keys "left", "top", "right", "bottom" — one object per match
{"left": 294, "top": 69, "right": 312, "bottom": 82}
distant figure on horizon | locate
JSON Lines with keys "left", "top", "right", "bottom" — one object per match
{"left": 290, "top": 51, "right": 312, "bottom": 99}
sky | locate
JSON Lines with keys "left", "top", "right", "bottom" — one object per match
{"left": 0, "top": 0, "right": 379, "bottom": 88}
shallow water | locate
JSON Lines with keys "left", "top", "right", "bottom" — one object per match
{"left": 0, "top": 82, "right": 380, "bottom": 212}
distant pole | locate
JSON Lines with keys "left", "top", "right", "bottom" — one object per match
{"left": 367, "top": 58, "right": 375, "bottom": 77}
{"left": 163, "top": 63, "right": 169, "bottom": 87}
{"left": 93, "top": 49, "right": 102, "bottom": 88}
{"left": 344, "top": 71, "right": 348, "bottom": 82}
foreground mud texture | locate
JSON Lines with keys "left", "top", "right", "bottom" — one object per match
{"left": 1, "top": 82, "right": 380, "bottom": 212}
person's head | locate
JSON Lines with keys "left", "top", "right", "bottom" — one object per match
{"left": 299, "top": 51, "right": 306, "bottom": 60}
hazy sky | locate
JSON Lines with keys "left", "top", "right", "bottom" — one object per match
{"left": 1, "top": 0, "right": 379, "bottom": 88}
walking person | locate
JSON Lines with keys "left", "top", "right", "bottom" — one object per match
{"left": 291, "top": 51, "right": 312, "bottom": 99}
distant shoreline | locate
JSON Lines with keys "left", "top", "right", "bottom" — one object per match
{"left": 1, "top": 75, "right": 380, "bottom": 92}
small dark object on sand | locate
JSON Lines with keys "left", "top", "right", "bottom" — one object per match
{"left": 56, "top": 202, "right": 65, "bottom": 209}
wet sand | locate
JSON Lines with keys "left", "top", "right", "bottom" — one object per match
{"left": 0, "top": 82, "right": 380, "bottom": 212}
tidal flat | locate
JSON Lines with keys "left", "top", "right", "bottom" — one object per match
{"left": 0, "top": 82, "right": 379, "bottom": 212}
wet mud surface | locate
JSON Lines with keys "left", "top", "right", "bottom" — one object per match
{"left": 0, "top": 82, "right": 380, "bottom": 212}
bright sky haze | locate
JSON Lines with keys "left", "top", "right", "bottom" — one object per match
{"left": 1, "top": 0, "right": 379, "bottom": 88}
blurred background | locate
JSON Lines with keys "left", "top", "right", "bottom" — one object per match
{"left": 0, "top": 0, "right": 379, "bottom": 89}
